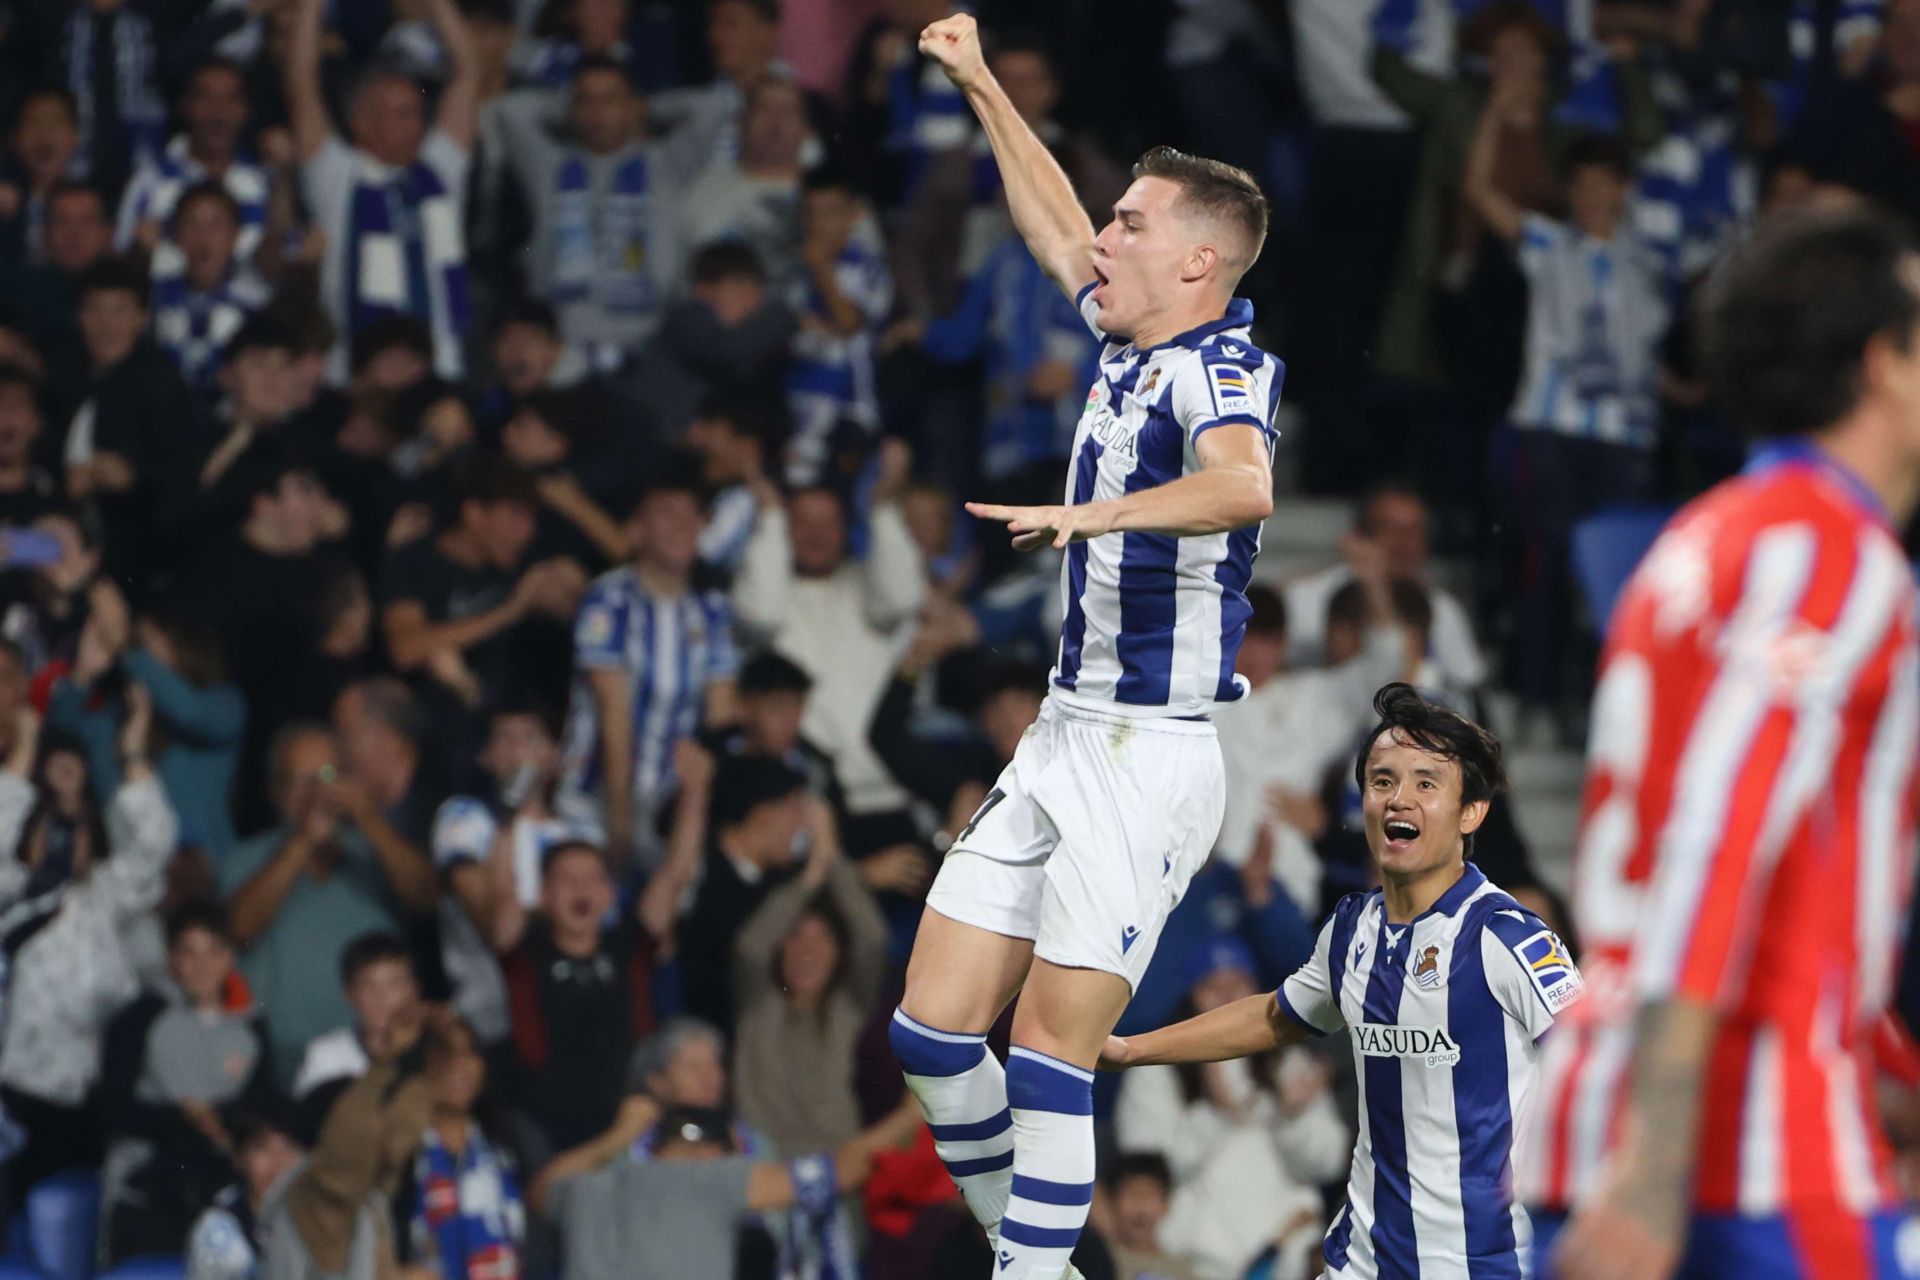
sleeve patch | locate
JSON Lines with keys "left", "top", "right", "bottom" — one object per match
{"left": 1515, "top": 928, "right": 1585, "bottom": 1015}
{"left": 1207, "top": 362, "right": 1256, "bottom": 414}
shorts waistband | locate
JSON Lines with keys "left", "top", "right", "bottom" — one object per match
{"left": 1042, "top": 691, "right": 1219, "bottom": 736}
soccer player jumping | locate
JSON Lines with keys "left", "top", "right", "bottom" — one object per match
{"left": 1535, "top": 211, "right": 1920, "bottom": 1280}
{"left": 889, "top": 14, "right": 1281, "bottom": 1280}
{"left": 1104, "top": 684, "right": 1584, "bottom": 1279}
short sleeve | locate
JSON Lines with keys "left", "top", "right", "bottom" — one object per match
{"left": 1517, "top": 213, "right": 1570, "bottom": 278}
{"left": 1171, "top": 345, "right": 1279, "bottom": 447}
{"left": 420, "top": 128, "right": 473, "bottom": 193}
{"left": 1482, "top": 908, "right": 1585, "bottom": 1042}
{"left": 301, "top": 136, "right": 358, "bottom": 239}
{"left": 573, "top": 580, "right": 630, "bottom": 669}
{"left": 1277, "top": 914, "right": 1346, "bottom": 1036}
{"left": 432, "top": 795, "right": 497, "bottom": 870}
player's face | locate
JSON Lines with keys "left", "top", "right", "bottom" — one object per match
{"left": 1090, "top": 176, "right": 1199, "bottom": 339}
{"left": 1362, "top": 731, "right": 1488, "bottom": 882}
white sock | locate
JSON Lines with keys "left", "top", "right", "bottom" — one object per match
{"left": 997, "top": 1046, "right": 1095, "bottom": 1279}
{"left": 889, "top": 1008, "right": 1014, "bottom": 1233}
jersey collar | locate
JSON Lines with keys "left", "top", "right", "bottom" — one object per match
{"left": 1380, "top": 862, "right": 1487, "bottom": 926}
{"left": 1130, "top": 297, "right": 1255, "bottom": 357}
{"left": 1742, "top": 437, "right": 1894, "bottom": 534}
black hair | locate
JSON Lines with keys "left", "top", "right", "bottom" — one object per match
{"left": 1699, "top": 207, "right": 1920, "bottom": 439}
{"left": 15, "top": 86, "right": 79, "bottom": 128}
{"left": 165, "top": 898, "right": 232, "bottom": 948}
{"left": 801, "top": 163, "right": 855, "bottom": 195}
{"left": 227, "top": 439, "right": 317, "bottom": 510}
{"left": 1353, "top": 682, "right": 1508, "bottom": 809}
{"left": 538, "top": 838, "right": 609, "bottom": 880}
{"left": 739, "top": 652, "right": 813, "bottom": 696}
{"left": 1245, "top": 583, "right": 1287, "bottom": 638}
{"left": 1107, "top": 1151, "right": 1174, "bottom": 1193}
{"left": 349, "top": 314, "right": 433, "bottom": 375}
{"left": 1130, "top": 145, "right": 1269, "bottom": 271}
{"left": 44, "top": 178, "right": 107, "bottom": 219}
{"left": 1562, "top": 133, "right": 1632, "bottom": 183}
{"left": 495, "top": 296, "right": 561, "bottom": 337}
{"left": 141, "top": 601, "right": 229, "bottom": 687}
{"left": 338, "top": 930, "right": 413, "bottom": 989}
{"left": 75, "top": 254, "right": 148, "bottom": 305}
{"left": 222, "top": 312, "right": 295, "bottom": 364}
{"left": 1355, "top": 478, "right": 1428, "bottom": 530}
{"left": 974, "top": 660, "right": 1048, "bottom": 705}
{"left": 710, "top": 755, "right": 808, "bottom": 829}
{"left": 459, "top": 455, "right": 540, "bottom": 509}
{"left": 571, "top": 52, "right": 635, "bottom": 87}
{"left": 691, "top": 241, "right": 767, "bottom": 286}
{"left": 228, "top": 1095, "right": 302, "bottom": 1151}
{"left": 172, "top": 179, "right": 243, "bottom": 230}
{"left": 490, "top": 696, "right": 564, "bottom": 741}
{"left": 1327, "top": 577, "right": 1431, "bottom": 637}
{"left": 635, "top": 449, "right": 709, "bottom": 508}
{"left": 184, "top": 56, "right": 249, "bottom": 97}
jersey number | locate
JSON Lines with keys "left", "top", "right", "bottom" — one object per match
{"left": 958, "top": 787, "right": 1007, "bottom": 845}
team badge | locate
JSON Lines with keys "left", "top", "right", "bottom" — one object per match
{"left": 1139, "top": 367, "right": 1162, "bottom": 397}
{"left": 1414, "top": 944, "right": 1443, "bottom": 990}
{"left": 1208, "top": 363, "right": 1253, "bottom": 411}
{"left": 1516, "top": 929, "right": 1584, "bottom": 1014}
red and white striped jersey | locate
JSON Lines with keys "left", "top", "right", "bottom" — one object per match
{"left": 1523, "top": 446, "right": 1920, "bottom": 1225}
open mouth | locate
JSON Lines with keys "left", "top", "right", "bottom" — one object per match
{"left": 1383, "top": 820, "right": 1421, "bottom": 848}
{"left": 1091, "top": 261, "right": 1110, "bottom": 302}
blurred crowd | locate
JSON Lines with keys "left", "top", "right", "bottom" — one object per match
{"left": 0, "top": 0, "right": 1918, "bottom": 1276}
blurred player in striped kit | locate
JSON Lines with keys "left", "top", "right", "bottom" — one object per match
{"left": 1537, "top": 211, "right": 1920, "bottom": 1279}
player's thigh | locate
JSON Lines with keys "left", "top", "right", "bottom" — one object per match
{"left": 900, "top": 908, "right": 1034, "bottom": 1035}
{"left": 1029, "top": 717, "right": 1226, "bottom": 990}
{"left": 1008, "top": 957, "right": 1133, "bottom": 1069}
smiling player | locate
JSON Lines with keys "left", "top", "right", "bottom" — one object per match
{"left": 1102, "top": 684, "right": 1584, "bottom": 1280}
{"left": 887, "top": 13, "right": 1282, "bottom": 1280}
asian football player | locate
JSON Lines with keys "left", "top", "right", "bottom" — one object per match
{"left": 888, "top": 14, "right": 1283, "bottom": 1280}
{"left": 1102, "top": 684, "right": 1585, "bottom": 1280}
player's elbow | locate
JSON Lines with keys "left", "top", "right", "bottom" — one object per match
{"left": 1229, "top": 465, "right": 1274, "bottom": 527}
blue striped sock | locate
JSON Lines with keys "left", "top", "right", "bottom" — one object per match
{"left": 888, "top": 1008, "right": 1014, "bottom": 1232}
{"left": 999, "top": 1046, "right": 1095, "bottom": 1280}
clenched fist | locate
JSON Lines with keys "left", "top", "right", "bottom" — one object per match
{"left": 919, "top": 13, "right": 987, "bottom": 90}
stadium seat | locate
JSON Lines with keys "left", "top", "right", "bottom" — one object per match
{"left": 1570, "top": 506, "right": 1675, "bottom": 632}
{"left": 23, "top": 1172, "right": 99, "bottom": 1280}
{"left": 95, "top": 1260, "right": 184, "bottom": 1280}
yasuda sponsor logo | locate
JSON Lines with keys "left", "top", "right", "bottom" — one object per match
{"left": 1354, "top": 1023, "right": 1462, "bottom": 1069}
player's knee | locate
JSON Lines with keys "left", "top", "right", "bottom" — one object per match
{"left": 889, "top": 1006, "right": 987, "bottom": 1078}
{"left": 1005, "top": 1045, "right": 1093, "bottom": 1114}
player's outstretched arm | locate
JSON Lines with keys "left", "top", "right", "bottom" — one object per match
{"left": 1100, "top": 992, "right": 1305, "bottom": 1069}
{"left": 919, "top": 14, "right": 1097, "bottom": 300}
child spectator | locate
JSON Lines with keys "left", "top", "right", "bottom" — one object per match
{"left": 1103, "top": 1153, "right": 1201, "bottom": 1280}
{"left": 149, "top": 182, "right": 271, "bottom": 395}
{"left": 184, "top": 1102, "right": 306, "bottom": 1280}
{"left": 99, "top": 900, "right": 272, "bottom": 1263}
{"left": 290, "top": 931, "right": 421, "bottom": 1116}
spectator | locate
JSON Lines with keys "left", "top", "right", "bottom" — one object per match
{"left": 289, "top": 931, "right": 420, "bottom": 1111}
{"left": 1114, "top": 941, "right": 1346, "bottom": 1280}
{"left": 396, "top": 1014, "right": 527, "bottom": 1280}
{"left": 284, "top": 0, "right": 481, "bottom": 380}
{"left": 705, "top": 651, "right": 844, "bottom": 817}
{"left": 0, "top": 366, "right": 59, "bottom": 525}
{"left": 557, "top": 467, "right": 739, "bottom": 866}
{"left": 6, "top": 179, "right": 114, "bottom": 410}
{"left": 1794, "top": 0, "right": 1920, "bottom": 224}
{"left": 49, "top": 589, "right": 247, "bottom": 864}
{"left": 493, "top": 56, "right": 705, "bottom": 358}
{"left": 48, "top": 0, "right": 165, "bottom": 197}
{"left": 495, "top": 823, "right": 704, "bottom": 1158}
{"left": 0, "top": 694, "right": 178, "bottom": 1218}
{"left": 116, "top": 60, "right": 271, "bottom": 281}
{"left": 485, "top": 299, "right": 580, "bottom": 415}
{"left": 679, "top": 754, "right": 818, "bottom": 1034}
{"left": 331, "top": 676, "right": 441, "bottom": 858}
{"left": 732, "top": 440, "right": 926, "bottom": 838}
{"left": 533, "top": 1097, "right": 921, "bottom": 1280}
{"left": 498, "top": 390, "right": 631, "bottom": 565}
{"left": 1281, "top": 483, "right": 1488, "bottom": 697}
{"left": 625, "top": 241, "right": 797, "bottom": 439}
{"left": 432, "top": 700, "right": 601, "bottom": 1045}
{"left": 627, "top": 1017, "right": 730, "bottom": 1113}
{"left": 381, "top": 460, "right": 586, "bottom": 717}
{"left": 0, "top": 511, "right": 100, "bottom": 684}
{"left": 680, "top": 76, "right": 811, "bottom": 292}
{"left": 1214, "top": 580, "right": 1412, "bottom": 917}
{"left": 188, "top": 315, "right": 298, "bottom": 516}
{"left": 1103, "top": 1153, "right": 1201, "bottom": 1280}
{"left": 508, "top": 0, "right": 638, "bottom": 88}
{"left": 149, "top": 183, "right": 272, "bottom": 395}
{"left": 184, "top": 1102, "right": 306, "bottom": 1280}
{"left": 0, "top": 89, "right": 82, "bottom": 267}
{"left": 732, "top": 832, "right": 889, "bottom": 1156}
{"left": 684, "top": 396, "right": 783, "bottom": 578}
{"left": 98, "top": 900, "right": 272, "bottom": 1263}
{"left": 1463, "top": 127, "right": 1667, "bottom": 723}
{"left": 218, "top": 724, "right": 429, "bottom": 1082}
{"left": 66, "top": 255, "right": 193, "bottom": 589}
{"left": 258, "top": 1003, "right": 438, "bottom": 1280}
{"left": 650, "top": 0, "right": 789, "bottom": 163}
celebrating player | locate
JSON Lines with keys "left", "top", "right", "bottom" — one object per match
{"left": 886, "top": 13, "right": 1281, "bottom": 1280}
{"left": 1102, "top": 683, "right": 1582, "bottom": 1279}
{"left": 1535, "top": 210, "right": 1920, "bottom": 1280}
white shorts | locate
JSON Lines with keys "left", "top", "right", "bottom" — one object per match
{"left": 925, "top": 694, "right": 1226, "bottom": 989}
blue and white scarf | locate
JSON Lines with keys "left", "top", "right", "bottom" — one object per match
{"left": 152, "top": 264, "right": 271, "bottom": 392}
{"left": 120, "top": 135, "right": 271, "bottom": 279}
{"left": 549, "top": 150, "right": 656, "bottom": 314}
{"left": 346, "top": 148, "right": 471, "bottom": 377}
{"left": 408, "top": 1127, "right": 524, "bottom": 1280}
{"left": 779, "top": 1152, "right": 857, "bottom": 1280}
{"left": 62, "top": 7, "right": 165, "bottom": 177}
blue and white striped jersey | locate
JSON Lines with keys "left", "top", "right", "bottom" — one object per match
{"left": 1052, "top": 288, "right": 1282, "bottom": 717}
{"left": 559, "top": 566, "right": 740, "bottom": 813}
{"left": 1278, "top": 864, "right": 1584, "bottom": 1279}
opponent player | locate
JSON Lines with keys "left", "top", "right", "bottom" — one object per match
{"left": 1535, "top": 210, "right": 1920, "bottom": 1279}
{"left": 887, "top": 14, "right": 1281, "bottom": 1280}
{"left": 1103, "top": 683, "right": 1583, "bottom": 1279}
